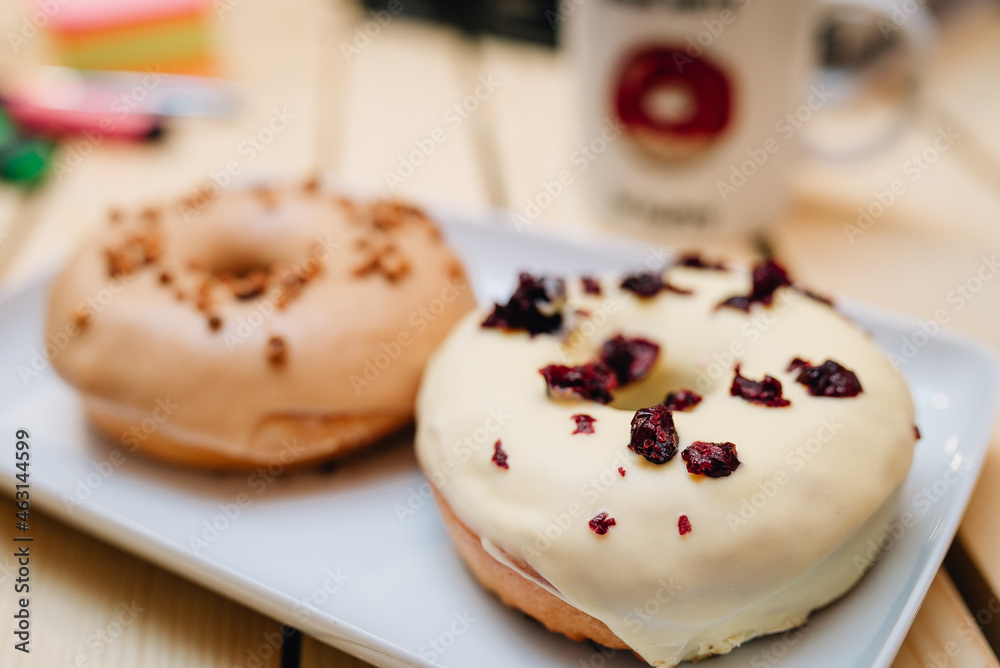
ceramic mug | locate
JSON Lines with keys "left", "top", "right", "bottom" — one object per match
{"left": 566, "top": 0, "right": 934, "bottom": 241}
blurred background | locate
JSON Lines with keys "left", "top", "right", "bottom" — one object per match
{"left": 1, "top": 0, "right": 1000, "bottom": 666}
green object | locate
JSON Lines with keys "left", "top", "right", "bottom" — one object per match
{"left": 0, "top": 108, "right": 54, "bottom": 186}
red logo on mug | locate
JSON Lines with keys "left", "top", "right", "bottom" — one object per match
{"left": 614, "top": 46, "right": 734, "bottom": 160}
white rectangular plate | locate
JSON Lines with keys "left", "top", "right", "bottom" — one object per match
{"left": 0, "top": 210, "right": 997, "bottom": 668}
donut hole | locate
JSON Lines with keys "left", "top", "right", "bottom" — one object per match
{"left": 198, "top": 238, "right": 303, "bottom": 285}
{"left": 642, "top": 80, "right": 698, "bottom": 127}
{"left": 609, "top": 363, "right": 711, "bottom": 412}
{"left": 209, "top": 257, "right": 277, "bottom": 280}
{"left": 180, "top": 195, "right": 315, "bottom": 286}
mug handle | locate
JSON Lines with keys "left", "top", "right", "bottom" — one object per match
{"left": 802, "top": 0, "right": 937, "bottom": 159}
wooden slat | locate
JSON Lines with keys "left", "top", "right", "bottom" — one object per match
{"left": 926, "top": 0, "right": 1000, "bottom": 186}
{"left": 332, "top": 18, "right": 493, "bottom": 206}
{"left": 0, "top": 498, "right": 283, "bottom": 668}
{"left": 893, "top": 570, "right": 999, "bottom": 668}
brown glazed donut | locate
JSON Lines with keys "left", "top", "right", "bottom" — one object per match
{"left": 46, "top": 179, "right": 475, "bottom": 469}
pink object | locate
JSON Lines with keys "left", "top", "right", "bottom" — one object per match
{"left": 42, "top": 0, "right": 209, "bottom": 33}
{"left": 2, "top": 68, "right": 160, "bottom": 140}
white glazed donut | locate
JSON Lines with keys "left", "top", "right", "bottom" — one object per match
{"left": 416, "top": 257, "right": 917, "bottom": 667}
{"left": 46, "top": 179, "right": 475, "bottom": 469}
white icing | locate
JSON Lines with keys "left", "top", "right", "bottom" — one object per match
{"left": 416, "top": 267, "right": 916, "bottom": 667}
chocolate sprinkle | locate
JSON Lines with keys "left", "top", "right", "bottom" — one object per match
{"left": 267, "top": 336, "right": 287, "bottom": 366}
{"left": 719, "top": 259, "right": 792, "bottom": 311}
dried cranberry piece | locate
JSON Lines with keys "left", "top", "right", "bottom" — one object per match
{"left": 621, "top": 271, "right": 663, "bottom": 297}
{"left": 682, "top": 441, "right": 741, "bottom": 477}
{"left": 482, "top": 272, "right": 566, "bottom": 335}
{"left": 600, "top": 335, "right": 660, "bottom": 386}
{"left": 664, "top": 389, "right": 703, "bottom": 412}
{"left": 719, "top": 259, "right": 792, "bottom": 311}
{"left": 491, "top": 440, "right": 509, "bottom": 469}
{"left": 730, "top": 365, "right": 790, "bottom": 407}
{"left": 540, "top": 363, "right": 618, "bottom": 404}
{"left": 572, "top": 414, "right": 597, "bottom": 434}
{"left": 790, "top": 358, "right": 863, "bottom": 398}
{"left": 787, "top": 357, "right": 810, "bottom": 373}
{"left": 581, "top": 276, "right": 602, "bottom": 295}
{"left": 678, "top": 515, "right": 692, "bottom": 535}
{"left": 628, "top": 405, "right": 678, "bottom": 464}
{"left": 620, "top": 271, "right": 692, "bottom": 298}
{"left": 589, "top": 512, "right": 616, "bottom": 535}
{"left": 618, "top": 467, "right": 627, "bottom": 477}
{"left": 914, "top": 425, "right": 921, "bottom": 440}
{"left": 677, "top": 252, "right": 726, "bottom": 270}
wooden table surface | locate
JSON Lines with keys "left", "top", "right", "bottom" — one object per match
{"left": 1, "top": 0, "right": 1000, "bottom": 666}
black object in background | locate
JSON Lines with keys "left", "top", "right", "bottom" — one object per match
{"left": 361, "top": 0, "right": 559, "bottom": 45}
{"left": 360, "top": 0, "right": 973, "bottom": 47}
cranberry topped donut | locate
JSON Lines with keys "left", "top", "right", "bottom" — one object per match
{"left": 416, "top": 258, "right": 917, "bottom": 667}
{"left": 47, "top": 179, "right": 475, "bottom": 469}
